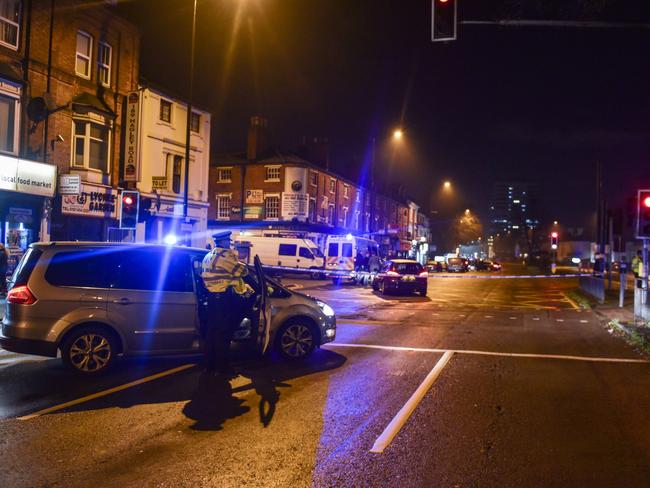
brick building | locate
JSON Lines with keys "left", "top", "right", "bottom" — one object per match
{"left": 0, "top": 1, "right": 139, "bottom": 267}
{"left": 208, "top": 116, "right": 427, "bottom": 256}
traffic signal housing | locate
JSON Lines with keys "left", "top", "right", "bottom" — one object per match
{"left": 120, "top": 190, "right": 139, "bottom": 229}
{"left": 432, "top": 0, "right": 457, "bottom": 42}
{"left": 551, "top": 231, "right": 558, "bottom": 250}
{"left": 636, "top": 189, "right": 650, "bottom": 239}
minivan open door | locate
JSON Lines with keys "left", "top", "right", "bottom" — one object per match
{"left": 253, "top": 255, "right": 271, "bottom": 354}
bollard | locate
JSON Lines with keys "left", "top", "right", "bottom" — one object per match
{"left": 619, "top": 272, "right": 626, "bottom": 308}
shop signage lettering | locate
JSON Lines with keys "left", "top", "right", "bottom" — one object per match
{"left": 152, "top": 176, "right": 167, "bottom": 189}
{"left": 281, "top": 192, "right": 309, "bottom": 220}
{"left": 59, "top": 174, "right": 81, "bottom": 195}
{"left": 124, "top": 92, "right": 140, "bottom": 182}
{"left": 245, "top": 189, "right": 264, "bottom": 204}
{"left": 61, "top": 184, "right": 118, "bottom": 218}
{"left": 0, "top": 155, "right": 56, "bottom": 197}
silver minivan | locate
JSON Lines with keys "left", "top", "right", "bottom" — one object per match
{"left": 0, "top": 242, "right": 336, "bottom": 375}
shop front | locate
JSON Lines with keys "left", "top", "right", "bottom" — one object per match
{"left": 0, "top": 156, "right": 57, "bottom": 272}
{"left": 50, "top": 181, "right": 119, "bottom": 242}
{"left": 142, "top": 194, "right": 208, "bottom": 248}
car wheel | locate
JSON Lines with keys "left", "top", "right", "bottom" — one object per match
{"left": 276, "top": 321, "right": 316, "bottom": 360}
{"left": 61, "top": 326, "right": 119, "bottom": 375}
{"left": 371, "top": 279, "right": 379, "bottom": 291}
{"left": 311, "top": 271, "right": 324, "bottom": 280}
{"left": 380, "top": 281, "right": 387, "bottom": 295}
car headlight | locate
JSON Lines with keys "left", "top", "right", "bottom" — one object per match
{"left": 316, "top": 300, "right": 335, "bottom": 317}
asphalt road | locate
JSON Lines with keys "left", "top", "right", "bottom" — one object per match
{"left": 2, "top": 275, "right": 650, "bottom": 487}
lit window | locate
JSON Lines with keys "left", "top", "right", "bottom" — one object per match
{"left": 190, "top": 112, "right": 200, "bottom": 133}
{"left": 0, "top": 87, "right": 19, "bottom": 154}
{"left": 265, "top": 166, "right": 281, "bottom": 182}
{"left": 75, "top": 31, "right": 93, "bottom": 78}
{"left": 97, "top": 42, "right": 112, "bottom": 87}
{"left": 73, "top": 120, "right": 110, "bottom": 172}
{"left": 343, "top": 185, "right": 349, "bottom": 199}
{"left": 216, "top": 194, "right": 231, "bottom": 220}
{"left": 329, "top": 179, "right": 336, "bottom": 193}
{"left": 265, "top": 195, "right": 280, "bottom": 219}
{"left": 171, "top": 155, "right": 183, "bottom": 193}
{"left": 160, "top": 99, "right": 172, "bottom": 123}
{"left": 217, "top": 168, "right": 232, "bottom": 183}
{"left": 328, "top": 204, "right": 334, "bottom": 224}
{"left": 0, "top": 0, "right": 20, "bottom": 50}
{"left": 310, "top": 172, "right": 317, "bottom": 186}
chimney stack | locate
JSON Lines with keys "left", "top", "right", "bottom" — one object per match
{"left": 247, "top": 116, "right": 268, "bottom": 161}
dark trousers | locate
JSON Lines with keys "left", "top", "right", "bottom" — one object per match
{"left": 203, "top": 290, "right": 248, "bottom": 372}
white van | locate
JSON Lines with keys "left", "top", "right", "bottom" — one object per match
{"left": 325, "top": 235, "right": 379, "bottom": 273}
{"left": 233, "top": 235, "right": 325, "bottom": 271}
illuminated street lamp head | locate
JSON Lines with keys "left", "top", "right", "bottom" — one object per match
{"left": 393, "top": 129, "right": 403, "bottom": 140}
{"left": 443, "top": 181, "right": 451, "bottom": 189}
{"left": 553, "top": 220, "right": 558, "bottom": 225}
{"left": 464, "top": 208, "right": 470, "bottom": 215}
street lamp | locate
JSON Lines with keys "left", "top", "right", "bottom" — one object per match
{"left": 369, "top": 127, "right": 405, "bottom": 235}
{"left": 443, "top": 180, "right": 451, "bottom": 189}
{"left": 393, "top": 129, "right": 403, "bottom": 140}
{"left": 182, "top": 0, "right": 198, "bottom": 220}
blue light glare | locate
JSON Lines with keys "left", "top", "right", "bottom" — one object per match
{"left": 163, "top": 234, "right": 178, "bottom": 246}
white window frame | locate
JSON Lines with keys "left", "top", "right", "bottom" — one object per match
{"left": 97, "top": 41, "right": 112, "bottom": 87}
{"left": 72, "top": 116, "right": 111, "bottom": 173}
{"left": 0, "top": 1, "right": 20, "bottom": 50}
{"left": 75, "top": 30, "right": 93, "bottom": 79}
{"left": 356, "top": 191, "right": 361, "bottom": 203}
{"left": 159, "top": 98, "right": 172, "bottom": 124}
{"left": 0, "top": 80, "right": 21, "bottom": 155}
{"left": 327, "top": 204, "right": 335, "bottom": 225}
{"left": 310, "top": 172, "right": 318, "bottom": 187}
{"left": 217, "top": 167, "right": 232, "bottom": 183}
{"left": 329, "top": 178, "right": 336, "bottom": 194}
{"left": 343, "top": 184, "right": 349, "bottom": 199}
{"left": 190, "top": 112, "right": 201, "bottom": 133}
{"left": 309, "top": 197, "right": 316, "bottom": 222}
{"left": 264, "top": 193, "right": 280, "bottom": 220}
{"left": 265, "top": 165, "right": 281, "bottom": 182}
{"left": 342, "top": 206, "right": 349, "bottom": 226}
{"left": 168, "top": 154, "right": 184, "bottom": 194}
{"left": 216, "top": 193, "right": 232, "bottom": 220}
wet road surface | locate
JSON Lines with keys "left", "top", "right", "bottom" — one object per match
{"left": 2, "top": 276, "right": 650, "bottom": 487}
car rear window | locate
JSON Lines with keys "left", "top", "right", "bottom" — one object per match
{"left": 393, "top": 263, "right": 423, "bottom": 274}
{"left": 327, "top": 243, "right": 339, "bottom": 257}
{"left": 11, "top": 248, "right": 43, "bottom": 287}
{"left": 45, "top": 250, "right": 111, "bottom": 288}
{"left": 448, "top": 258, "right": 463, "bottom": 265}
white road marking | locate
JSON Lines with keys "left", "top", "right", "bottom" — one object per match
{"left": 485, "top": 315, "right": 493, "bottom": 318}
{"left": 580, "top": 320, "right": 589, "bottom": 323}
{"left": 556, "top": 319, "right": 565, "bottom": 322}
{"left": 532, "top": 317, "right": 540, "bottom": 321}
{"left": 18, "top": 364, "right": 196, "bottom": 421}
{"left": 509, "top": 316, "right": 517, "bottom": 320}
{"left": 326, "top": 343, "right": 650, "bottom": 364}
{"left": 370, "top": 351, "right": 454, "bottom": 454}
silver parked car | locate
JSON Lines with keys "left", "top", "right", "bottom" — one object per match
{"left": 0, "top": 242, "right": 336, "bottom": 375}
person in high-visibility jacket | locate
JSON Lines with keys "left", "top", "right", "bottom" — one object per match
{"left": 200, "top": 231, "right": 254, "bottom": 374}
{"left": 632, "top": 250, "right": 643, "bottom": 278}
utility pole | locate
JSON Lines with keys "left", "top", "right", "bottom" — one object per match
{"left": 183, "top": 0, "right": 198, "bottom": 221}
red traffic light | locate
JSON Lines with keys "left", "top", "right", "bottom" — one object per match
{"left": 123, "top": 195, "right": 134, "bottom": 206}
{"left": 551, "top": 231, "right": 558, "bottom": 238}
{"left": 439, "top": 0, "right": 449, "bottom": 2}
{"left": 643, "top": 196, "right": 650, "bottom": 208}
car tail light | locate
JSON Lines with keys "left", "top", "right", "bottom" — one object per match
{"left": 386, "top": 270, "right": 400, "bottom": 277}
{"left": 6, "top": 285, "right": 37, "bottom": 305}
{"left": 419, "top": 271, "right": 429, "bottom": 277}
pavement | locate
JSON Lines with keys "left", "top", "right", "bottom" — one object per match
{"left": 2, "top": 276, "right": 650, "bottom": 487}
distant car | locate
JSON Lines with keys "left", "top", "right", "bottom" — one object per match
{"left": 372, "top": 259, "right": 428, "bottom": 296}
{"left": 427, "top": 260, "right": 444, "bottom": 273}
{"left": 490, "top": 261, "right": 502, "bottom": 271}
{"left": 446, "top": 257, "right": 468, "bottom": 273}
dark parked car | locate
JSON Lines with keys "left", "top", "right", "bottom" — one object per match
{"left": 475, "top": 260, "right": 502, "bottom": 271}
{"left": 446, "top": 257, "right": 468, "bottom": 273}
{"left": 372, "top": 259, "right": 428, "bottom": 296}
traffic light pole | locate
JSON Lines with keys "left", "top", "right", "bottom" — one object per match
{"left": 643, "top": 240, "right": 648, "bottom": 308}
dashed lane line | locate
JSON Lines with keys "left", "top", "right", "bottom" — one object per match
{"left": 18, "top": 363, "right": 196, "bottom": 421}
{"left": 370, "top": 351, "right": 454, "bottom": 454}
{"left": 326, "top": 343, "right": 650, "bottom": 364}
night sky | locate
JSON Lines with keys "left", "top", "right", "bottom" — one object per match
{"left": 119, "top": 0, "right": 650, "bottom": 230}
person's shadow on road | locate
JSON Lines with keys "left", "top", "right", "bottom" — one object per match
{"left": 182, "top": 349, "right": 345, "bottom": 431}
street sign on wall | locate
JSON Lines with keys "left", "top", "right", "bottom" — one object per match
{"left": 59, "top": 174, "right": 81, "bottom": 195}
{"left": 0, "top": 155, "right": 56, "bottom": 197}
{"left": 124, "top": 91, "right": 141, "bottom": 182}
{"left": 61, "top": 183, "right": 118, "bottom": 219}
{"left": 281, "top": 192, "right": 309, "bottom": 219}
{"left": 152, "top": 176, "right": 167, "bottom": 190}
{"left": 246, "top": 189, "right": 264, "bottom": 204}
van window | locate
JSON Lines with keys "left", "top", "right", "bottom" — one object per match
{"left": 328, "top": 243, "right": 339, "bottom": 257}
{"left": 278, "top": 244, "right": 297, "bottom": 256}
{"left": 11, "top": 248, "right": 43, "bottom": 287}
{"left": 311, "top": 247, "right": 324, "bottom": 258}
{"left": 299, "top": 247, "right": 314, "bottom": 259}
{"left": 342, "top": 243, "right": 353, "bottom": 258}
{"left": 111, "top": 250, "right": 194, "bottom": 292}
{"left": 45, "top": 250, "right": 111, "bottom": 288}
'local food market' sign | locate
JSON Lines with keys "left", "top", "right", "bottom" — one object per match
{"left": 0, "top": 155, "right": 56, "bottom": 197}
{"left": 61, "top": 183, "right": 118, "bottom": 219}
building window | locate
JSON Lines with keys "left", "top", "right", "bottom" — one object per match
{"left": 355, "top": 211, "right": 360, "bottom": 230}
{"left": 265, "top": 195, "right": 280, "bottom": 219}
{"left": 75, "top": 31, "right": 93, "bottom": 79}
{"left": 0, "top": 88, "right": 19, "bottom": 155}
{"left": 73, "top": 120, "right": 110, "bottom": 172}
{"left": 342, "top": 207, "right": 349, "bottom": 227}
{"left": 217, "top": 167, "right": 232, "bottom": 183}
{"left": 356, "top": 191, "right": 361, "bottom": 203}
{"left": 265, "top": 166, "right": 281, "bottom": 182}
{"left": 216, "top": 194, "right": 231, "bottom": 220}
{"left": 329, "top": 179, "right": 335, "bottom": 193}
{"left": 190, "top": 112, "right": 200, "bottom": 133}
{"left": 0, "top": 0, "right": 20, "bottom": 50}
{"left": 160, "top": 99, "right": 172, "bottom": 123}
{"left": 172, "top": 155, "right": 183, "bottom": 194}
{"left": 343, "top": 185, "right": 349, "bottom": 199}
{"left": 97, "top": 42, "right": 112, "bottom": 87}
{"left": 328, "top": 204, "right": 334, "bottom": 225}
{"left": 310, "top": 172, "right": 317, "bottom": 186}
{"left": 308, "top": 198, "right": 316, "bottom": 222}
